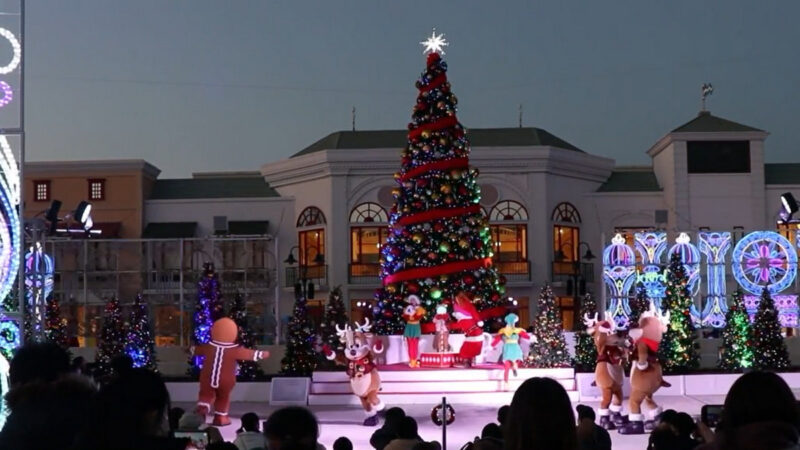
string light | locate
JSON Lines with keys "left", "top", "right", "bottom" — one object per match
{"left": 0, "top": 28, "right": 21, "bottom": 75}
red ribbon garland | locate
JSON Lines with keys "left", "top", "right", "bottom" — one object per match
{"left": 394, "top": 204, "right": 481, "bottom": 227}
{"left": 419, "top": 73, "right": 447, "bottom": 93}
{"left": 383, "top": 257, "right": 492, "bottom": 285}
{"left": 408, "top": 116, "right": 459, "bottom": 140}
{"left": 399, "top": 158, "right": 469, "bottom": 182}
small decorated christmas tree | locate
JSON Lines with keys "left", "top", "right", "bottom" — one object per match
{"left": 629, "top": 281, "right": 651, "bottom": 326}
{"left": 320, "top": 286, "right": 348, "bottom": 359}
{"left": 718, "top": 289, "right": 754, "bottom": 371}
{"left": 526, "top": 284, "right": 571, "bottom": 368}
{"left": 659, "top": 252, "right": 700, "bottom": 373}
{"left": 280, "top": 292, "right": 318, "bottom": 376}
{"left": 95, "top": 296, "right": 126, "bottom": 380}
{"left": 573, "top": 292, "right": 598, "bottom": 372}
{"left": 44, "top": 296, "right": 69, "bottom": 348}
{"left": 189, "top": 262, "right": 223, "bottom": 376}
{"left": 125, "top": 294, "right": 157, "bottom": 371}
{"left": 752, "top": 287, "right": 790, "bottom": 370}
{"left": 229, "top": 292, "right": 264, "bottom": 381}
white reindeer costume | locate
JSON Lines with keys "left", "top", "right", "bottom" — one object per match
{"left": 325, "top": 318, "right": 386, "bottom": 426}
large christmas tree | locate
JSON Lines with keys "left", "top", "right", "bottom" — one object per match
{"left": 125, "top": 294, "right": 157, "bottom": 371}
{"left": 44, "top": 296, "right": 69, "bottom": 348}
{"left": 229, "top": 292, "right": 264, "bottom": 381}
{"left": 319, "top": 286, "right": 348, "bottom": 360}
{"left": 752, "top": 287, "right": 790, "bottom": 370}
{"left": 280, "top": 292, "right": 318, "bottom": 376}
{"left": 659, "top": 252, "right": 700, "bottom": 373}
{"left": 573, "top": 292, "right": 598, "bottom": 372}
{"left": 718, "top": 289, "right": 754, "bottom": 371}
{"left": 95, "top": 296, "right": 126, "bottom": 380}
{"left": 189, "top": 262, "right": 224, "bottom": 375}
{"left": 526, "top": 284, "right": 571, "bottom": 368}
{"left": 629, "top": 281, "right": 651, "bottom": 326}
{"left": 373, "top": 31, "right": 505, "bottom": 335}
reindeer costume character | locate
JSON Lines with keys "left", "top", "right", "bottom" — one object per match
{"left": 619, "top": 305, "right": 670, "bottom": 435}
{"left": 583, "top": 313, "right": 628, "bottom": 430}
{"left": 324, "top": 319, "right": 386, "bottom": 426}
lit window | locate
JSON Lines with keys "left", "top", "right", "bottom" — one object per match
{"left": 34, "top": 180, "right": 50, "bottom": 202}
{"left": 88, "top": 179, "right": 105, "bottom": 201}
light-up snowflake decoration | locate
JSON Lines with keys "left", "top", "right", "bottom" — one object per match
{"left": 732, "top": 231, "right": 797, "bottom": 295}
{"left": 420, "top": 28, "right": 449, "bottom": 55}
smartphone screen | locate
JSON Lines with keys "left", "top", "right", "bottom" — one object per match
{"left": 701, "top": 404, "right": 723, "bottom": 428}
{"left": 173, "top": 431, "right": 209, "bottom": 449}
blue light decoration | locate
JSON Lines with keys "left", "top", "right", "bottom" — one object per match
{"left": 634, "top": 231, "right": 667, "bottom": 310}
{"left": 697, "top": 232, "right": 732, "bottom": 328}
{"left": 732, "top": 231, "right": 797, "bottom": 295}
{"left": 669, "top": 232, "right": 702, "bottom": 324}
{"left": 731, "top": 230, "right": 798, "bottom": 327}
{"left": 603, "top": 233, "right": 637, "bottom": 329}
{"left": 743, "top": 294, "right": 799, "bottom": 328}
{"left": 24, "top": 243, "right": 54, "bottom": 339}
{"left": 0, "top": 134, "right": 20, "bottom": 356}
{"left": 0, "top": 350, "right": 9, "bottom": 430}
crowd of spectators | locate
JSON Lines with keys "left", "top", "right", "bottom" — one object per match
{"left": 1, "top": 342, "right": 798, "bottom": 450}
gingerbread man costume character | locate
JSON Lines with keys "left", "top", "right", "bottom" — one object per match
{"left": 619, "top": 305, "right": 670, "bottom": 435}
{"left": 402, "top": 295, "right": 426, "bottom": 368}
{"left": 193, "top": 318, "right": 267, "bottom": 426}
{"left": 325, "top": 318, "right": 386, "bottom": 426}
{"left": 583, "top": 312, "right": 629, "bottom": 430}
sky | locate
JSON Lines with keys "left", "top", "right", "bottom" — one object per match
{"left": 21, "top": 1, "right": 800, "bottom": 177}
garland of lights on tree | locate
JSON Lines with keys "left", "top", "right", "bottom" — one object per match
{"left": 373, "top": 30, "right": 506, "bottom": 334}
{"left": 658, "top": 252, "right": 700, "bottom": 373}
{"left": 44, "top": 296, "right": 69, "bottom": 348}
{"left": 573, "top": 292, "right": 598, "bottom": 372}
{"left": 752, "top": 287, "right": 791, "bottom": 370}
{"left": 229, "top": 292, "right": 264, "bottom": 381}
{"left": 319, "top": 286, "right": 348, "bottom": 366}
{"left": 280, "top": 291, "right": 318, "bottom": 376}
{"left": 125, "top": 294, "right": 157, "bottom": 371}
{"left": 189, "top": 262, "right": 223, "bottom": 376}
{"left": 95, "top": 296, "right": 126, "bottom": 380}
{"left": 526, "top": 284, "right": 571, "bottom": 368}
{"left": 718, "top": 288, "right": 754, "bottom": 371}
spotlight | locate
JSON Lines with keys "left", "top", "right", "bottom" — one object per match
{"left": 44, "top": 200, "right": 61, "bottom": 235}
{"left": 781, "top": 193, "right": 798, "bottom": 219}
{"left": 74, "top": 201, "right": 92, "bottom": 226}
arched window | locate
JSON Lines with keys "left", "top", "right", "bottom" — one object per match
{"left": 350, "top": 203, "right": 388, "bottom": 223}
{"left": 490, "top": 200, "right": 528, "bottom": 221}
{"left": 349, "top": 203, "right": 389, "bottom": 281}
{"left": 551, "top": 202, "right": 581, "bottom": 224}
{"left": 488, "top": 200, "right": 528, "bottom": 279}
{"left": 296, "top": 207, "right": 326, "bottom": 267}
{"left": 297, "top": 206, "right": 326, "bottom": 227}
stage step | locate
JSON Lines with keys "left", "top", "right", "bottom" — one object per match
{"left": 308, "top": 389, "right": 580, "bottom": 406}
{"left": 309, "top": 365, "right": 577, "bottom": 405}
{"left": 311, "top": 378, "right": 575, "bottom": 394}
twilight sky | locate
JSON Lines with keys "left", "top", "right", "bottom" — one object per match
{"left": 24, "top": 1, "right": 800, "bottom": 177}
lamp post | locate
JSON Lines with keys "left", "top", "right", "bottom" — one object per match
{"left": 556, "top": 241, "right": 595, "bottom": 331}
{"left": 284, "top": 245, "right": 324, "bottom": 300}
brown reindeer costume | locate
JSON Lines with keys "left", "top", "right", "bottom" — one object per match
{"left": 324, "top": 318, "right": 386, "bottom": 426}
{"left": 619, "top": 305, "right": 670, "bottom": 435}
{"left": 583, "top": 313, "right": 628, "bottom": 430}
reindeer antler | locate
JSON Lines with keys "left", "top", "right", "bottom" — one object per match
{"left": 583, "top": 312, "right": 598, "bottom": 333}
{"left": 335, "top": 323, "right": 350, "bottom": 339}
{"left": 603, "top": 312, "right": 617, "bottom": 333}
{"left": 355, "top": 318, "right": 372, "bottom": 333}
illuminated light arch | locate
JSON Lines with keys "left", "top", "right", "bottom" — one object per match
{"left": 669, "top": 232, "right": 702, "bottom": 324}
{"left": 0, "top": 82, "right": 11, "bottom": 109}
{"left": 0, "top": 28, "right": 20, "bottom": 75}
{"left": 603, "top": 233, "right": 636, "bottom": 329}
{"left": 732, "top": 231, "right": 797, "bottom": 295}
{"left": 634, "top": 231, "right": 667, "bottom": 310}
{"left": 698, "top": 232, "right": 732, "bottom": 328}
{"left": 0, "top": 136, "right": 19, "bottom": 306}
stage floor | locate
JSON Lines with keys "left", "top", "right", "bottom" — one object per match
{"left": 176, "top": 395, "right": 729, "bottom": 450}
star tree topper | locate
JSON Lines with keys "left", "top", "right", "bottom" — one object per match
{"left": 420, "top": 28, "right": 449, "bottom": 55}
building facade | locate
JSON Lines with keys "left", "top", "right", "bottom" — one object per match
{"left": 24, "top": 109, "right": 800, "bottom": 347}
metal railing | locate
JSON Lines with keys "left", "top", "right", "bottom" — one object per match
{"left": 494, "top": 261, "right": 531, "bottom": 281}
{"left": 552, "top": 261, "right": 595, "bottom": 282}
{"left": 284, "top": 264, "right": 328, "bottom": 288}
{"left": 349, "top": 263, "right": 381, "bottom": 284}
